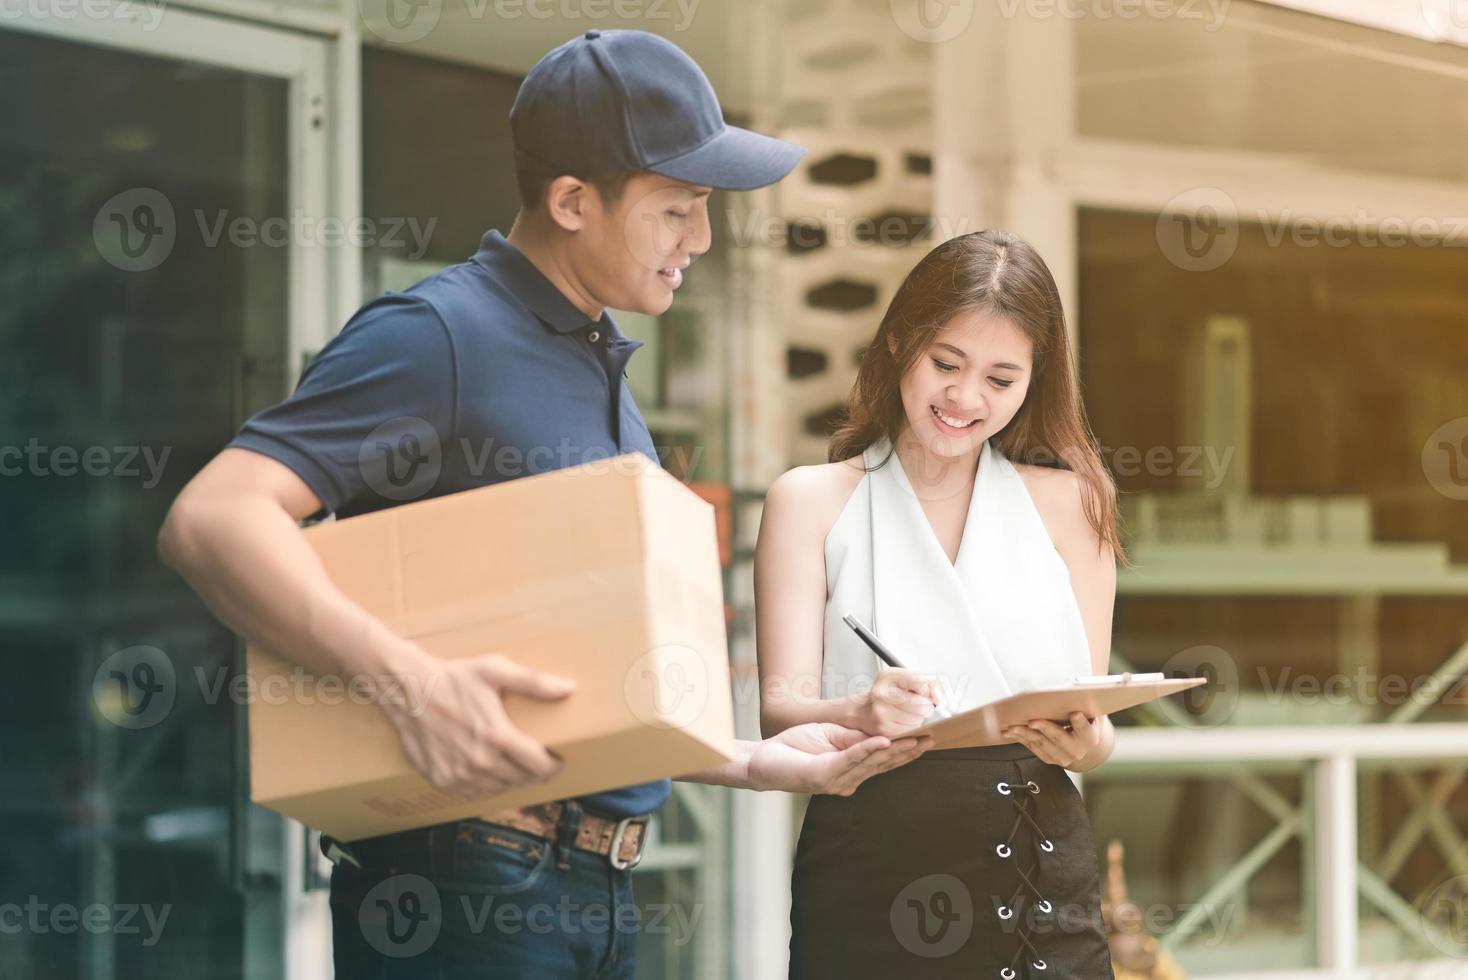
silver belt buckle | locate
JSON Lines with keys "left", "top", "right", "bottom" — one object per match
{"left": 607, "top": 815, "right": 650, "bottom": 871}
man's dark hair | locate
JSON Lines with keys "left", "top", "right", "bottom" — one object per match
{"left": 515, "top": 166, "right": 637, "bottom": 212}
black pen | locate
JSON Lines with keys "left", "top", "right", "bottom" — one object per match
{"left": 842, "top": 614, "right": 952, "bottom": 720}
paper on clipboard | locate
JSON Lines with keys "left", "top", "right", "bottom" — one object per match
{"left": 900, "top": 674, "right": 1208, "bottom": 750}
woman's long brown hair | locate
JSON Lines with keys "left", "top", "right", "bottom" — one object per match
{"left": 828, "top": 229, "right": 1128, "bottom": 565}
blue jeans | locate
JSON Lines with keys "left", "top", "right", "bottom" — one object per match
{"left": 328, "top": 815, "right": 638, "bottom": 980}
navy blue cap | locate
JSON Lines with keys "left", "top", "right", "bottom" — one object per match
{"left": 510, "top": 29, "right": 805, "bottom": 192}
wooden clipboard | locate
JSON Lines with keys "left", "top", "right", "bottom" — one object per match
{"left": 901, "top": 675, "right": 1208, "bottom": 750}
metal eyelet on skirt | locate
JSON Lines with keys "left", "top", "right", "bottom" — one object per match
{"left": 996, "top": 843, "right": 1011, "bottom": 858}
{"left": 1033, "top": 959, "right": 1048, "bottom": 970}
{"left": 1037, "top": 899, "right": 1053, "bottom": 914}
{"left": 997, "top": 905, "right": 1013, "bottom": 920}
{"left": 1026, "top": 780, "right": 1040, "bottom": 794}
{"left": 1001, "top": 969, "right": 1016, "bottom": 979}
{"left": 1040, "top": 839, "right": 1055, "bottom": 853}
{"left": 997, "top": 781, "right": 1012, "bottom": 795}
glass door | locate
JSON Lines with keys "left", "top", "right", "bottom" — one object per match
{"left": 0, "top": 9, "right": 333, "bottom": 979}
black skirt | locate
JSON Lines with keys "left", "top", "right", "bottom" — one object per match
{"left": 790, "top": 743, "right": 1115, "bottom": 980}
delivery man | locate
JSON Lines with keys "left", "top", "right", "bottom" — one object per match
{"left": 158, "top": 28, "right": 931, "bottom": 978}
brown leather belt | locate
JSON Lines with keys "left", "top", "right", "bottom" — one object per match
{"left": 480, "top": 802, "right": 650, "bottom": 870}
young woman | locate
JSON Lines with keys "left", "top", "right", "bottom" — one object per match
{"left": 756, "top": 230, "right": 1126, "bottom": 979}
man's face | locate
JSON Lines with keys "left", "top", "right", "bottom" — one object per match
{"left": 575, "top": 172, "right": 713, "bottom": 316}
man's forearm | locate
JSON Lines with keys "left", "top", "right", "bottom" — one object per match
{"left": 674, "top": 740, "right": 756, "bottom": 790}
{"left": 160, "top": 496, "right": 412, "bottom": 678}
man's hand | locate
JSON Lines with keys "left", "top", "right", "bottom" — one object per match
{"left": 745, "top": 722, "right": 933, "bottom": 796}
{"left": 380, "top": 644, "right": 576, "bottom": 798}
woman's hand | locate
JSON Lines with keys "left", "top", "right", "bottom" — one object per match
{"left": 1004, "top": 712, "right": 1112, "bottom": 771}
{"left": 852, "top": 668, "right": 943, "bottom": 737}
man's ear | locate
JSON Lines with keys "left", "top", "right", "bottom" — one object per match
{"left": 544, "top": 175, "right": 588, "bottom": 232}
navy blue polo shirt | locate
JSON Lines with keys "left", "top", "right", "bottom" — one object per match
{"left": 230, "top": 229, "right": 671, "bottom": 820}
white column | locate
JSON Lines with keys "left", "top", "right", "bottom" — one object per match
{"left": 932, "top": 7, "right": 1079, "bottom": 346}
{"left": 1314, "top": 752, "right": 1358, "bottom": 971}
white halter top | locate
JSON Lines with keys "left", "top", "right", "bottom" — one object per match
{"left": 822, "top": 437, "right": 1094, "bottom": 713}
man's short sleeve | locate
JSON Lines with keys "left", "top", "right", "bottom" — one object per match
{"left": 229, "top": 294, "right": 457, "bottom": 518}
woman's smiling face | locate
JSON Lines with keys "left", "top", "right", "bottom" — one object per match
{"left": 896, "top": 308, "right": 1034, "bottom": 460}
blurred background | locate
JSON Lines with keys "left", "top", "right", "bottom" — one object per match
{"left": 3, "top": 0, "right": 1468, "bottom": 977}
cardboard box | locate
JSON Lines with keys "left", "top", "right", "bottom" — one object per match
{"left": 246, "top": 453, "right": 736, "bottom": 841}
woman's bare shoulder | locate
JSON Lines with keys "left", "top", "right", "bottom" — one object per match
{"left": 1013, "top": 462, "right": 1093, "bottom": 551}
{"left": 762, "top": 456, "right": 869, "bottom": 542}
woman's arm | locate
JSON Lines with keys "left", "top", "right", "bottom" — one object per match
{"left": 754, "top": 467, "right": 939, "bottom": 738}
{"left": 1006, "top": 467, "right": 1119, "bottom": 773}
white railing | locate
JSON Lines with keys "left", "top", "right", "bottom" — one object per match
{"left": 1099, "top": 724, "right": 1468, "bottom": 977}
